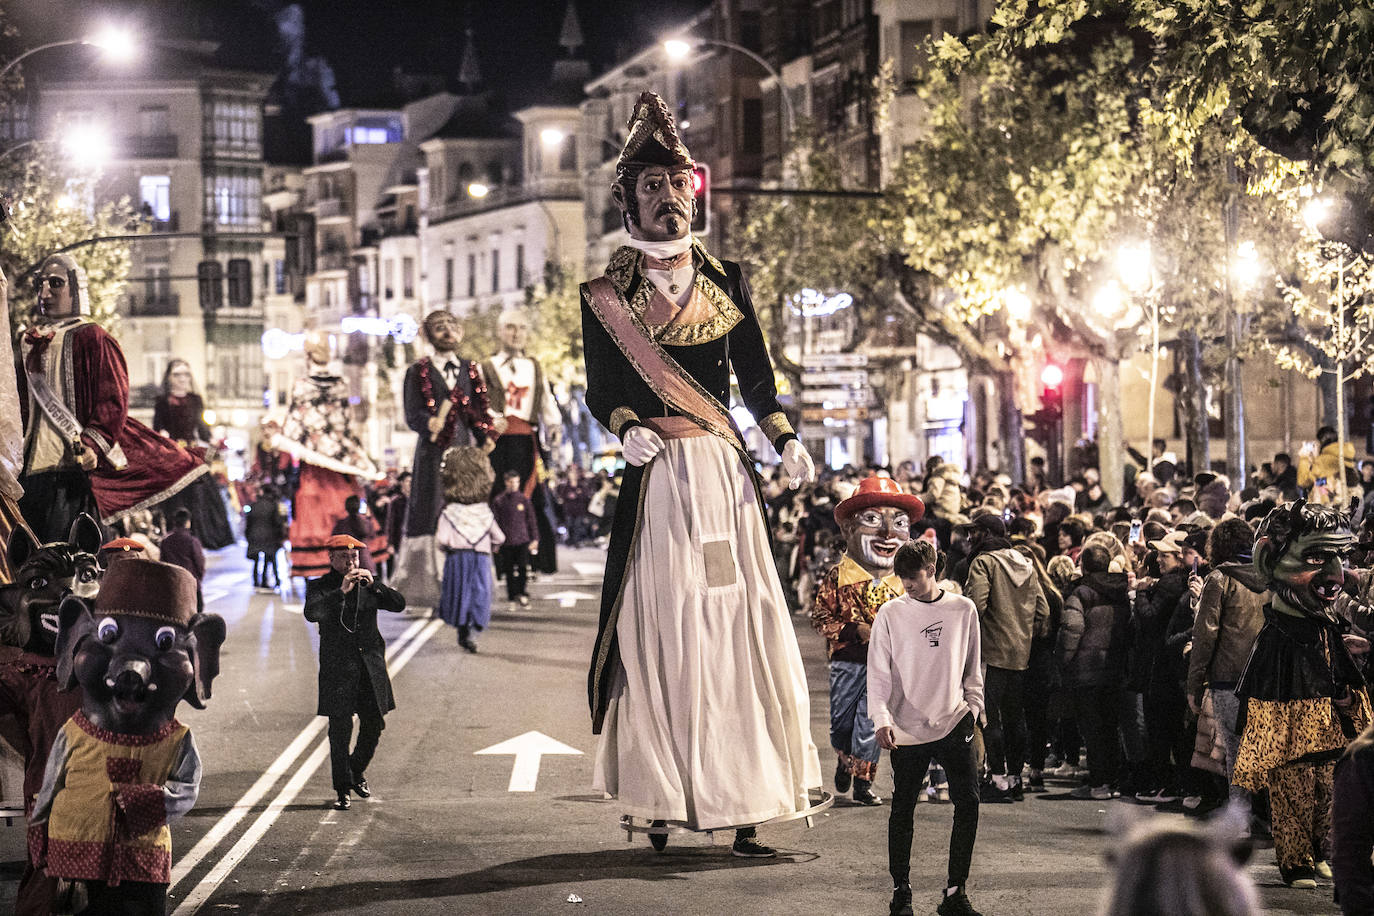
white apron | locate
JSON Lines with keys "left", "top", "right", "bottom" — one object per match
{"left": 593, "top": 434, "right": 821, "bottom": 829}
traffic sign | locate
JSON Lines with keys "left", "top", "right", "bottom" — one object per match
{"left": 803, "top": 370, "right": 869, "bottom": 386}
{"left": 801, "top": 353, "right": 868, "bottom": 368}
{"left": 802, "top": 407, "right": 870, "bottom": 422}
{"left": 801, "top": 387, "right": 870, "bottom": 404}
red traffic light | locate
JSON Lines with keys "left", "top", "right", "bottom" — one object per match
{"left": 691, "top": 163, "right": 710, "bottom": 235}
{"left": 1041, "top": 363, "right": 1064, "bottom": 389}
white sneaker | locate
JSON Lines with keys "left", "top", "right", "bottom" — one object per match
{"left": 1091, "top": 785, "right": 1115, "bottom": 800}
{"left": 1315, "top": 861, "right": 1333, "bottom": 879}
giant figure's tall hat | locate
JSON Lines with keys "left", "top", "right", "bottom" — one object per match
{"left": 616, "top": 91, "right": 695, "bottom": 174}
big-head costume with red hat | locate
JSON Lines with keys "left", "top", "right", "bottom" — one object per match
{"left": 582, "top": 91, "right": 820, "bottom": 842}
{"left": 30, "top": 558, "right": 224, "bottom": 910}
{"left": 812, "top": 477, "right": 924, "bottom": 788}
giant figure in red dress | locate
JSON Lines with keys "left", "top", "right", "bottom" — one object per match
{"left": 16, "top": 255, "right": 221, "bottom": 546}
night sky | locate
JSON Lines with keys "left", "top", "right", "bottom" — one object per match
{"left": 10, "top": 0, "right": 709, "bottom": 111}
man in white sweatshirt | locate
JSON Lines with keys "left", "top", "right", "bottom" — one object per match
{"left": 870, "top": 539, "right": 985, "bottom": 916}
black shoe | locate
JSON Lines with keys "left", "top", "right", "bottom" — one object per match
{"left": 1008, "top": 779, "right": 1025, "bottom": 802}
{"left": 648, "top": 819, "right": 668, "bottom": 853}
{"left": 731, "top": 834, "right": 776, "bottom": 858}
{"left": 889, "top": 884, "right": 914, "bottom": 916}
{"left": 350, "top": 777, "right": 370, "bottom": 798}
{"left": 332, "top": 792, "right": 350, "bottom": 810}
{"left": 834, "top": 760, "right": 852, "bottom": 793}
{"left": 460, "top": 637, "right": 479, "bottom": 653}
{"left": 853, "top": 778, "right": 883, "bottom": 806}
{"left": 979, "top": 781, "right": 1012, "bottom": 803}
{"left": 937, "top": 889, "right": 983, "bottom": 916}
{"left": 1027, "top": 773, "right": 1046, "bottom": 791}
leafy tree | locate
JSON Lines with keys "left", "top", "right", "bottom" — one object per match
{"left": 1264, "top": 230, "right": 1374, "bottom": 501}
{"left": 522, "top": 262, "right": 585, "bottom": 391}
{"left": 989, "top": 0, "right": 1374, "bottom": 252}
{"left": 733, "top": 133, "right": 885, "bottom": 386}
{"left": 0, "top": 145, "right": 138, "bottom": 337}
{"left": 879, "top": 21, "right": 1307, "bottom": 494}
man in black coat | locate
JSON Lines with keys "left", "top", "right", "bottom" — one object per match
{"left": 304, "top": 534, "right": 406, "bottom": 810}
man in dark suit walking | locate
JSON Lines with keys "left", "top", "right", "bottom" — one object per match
{"left": 305, "top": 534, "right": 406, "bottom": 810}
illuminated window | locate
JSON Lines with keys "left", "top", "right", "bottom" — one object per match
{"left": 139, "top": 175, "right": 171, "bottom": 221}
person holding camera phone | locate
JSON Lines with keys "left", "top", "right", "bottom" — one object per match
{"left": 1297, "top": 426, "right": 1357, "bottom": 505}
{"left": 304, "top": 534, "right": 406, "bottom": 810}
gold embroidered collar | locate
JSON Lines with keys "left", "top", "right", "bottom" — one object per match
{"left": 605, "top": 241, "right": 740, "bottom": 346}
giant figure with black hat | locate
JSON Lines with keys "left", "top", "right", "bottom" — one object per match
{"left": 581, "top": 91, "right": 822, "bottom": 856}
{"left": 15, "top": 254, "right": 229, "bottom": 547}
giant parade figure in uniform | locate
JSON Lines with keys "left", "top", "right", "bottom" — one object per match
{"left": 391, "top": 310, "right": 496, "bottom": 608}
{"left": 482, "top": 308, "right": 562, "bottom": 574}
{"left": 16, "top": 255, "right": 223, "bottom": 547}
{"left": 582, "top": 92, "right": 822, "bottom": 857}
{"left": 275, "top": 331, "right": 388, "bottom": 580}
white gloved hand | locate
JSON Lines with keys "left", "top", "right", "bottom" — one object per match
{"left": 781, "top": 438, "right": 816, "bottom": 489}
{"left": 621, "top": 425, "right": 665, "bottom": 467}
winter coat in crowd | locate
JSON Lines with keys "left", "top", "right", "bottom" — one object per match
{"left": 1186, "top": 562, "right": 1269, "bottom": 705}
{"left": 1297, "top": 440, "right": 1357, "bottom": 503}
{"left": 1056, "top": 571, "right": 1132, "bottom": 688}
{"left": 923, "top": 462, "right": 967, "bottom": 524}
{"left": 964, "top": 541, "right": 1051, "bottom": 671}
{"left": 1129, "top": 566, "right": 1190, "bottom": 693}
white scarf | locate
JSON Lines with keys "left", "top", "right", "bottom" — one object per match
{"left": 627, "top": 236, "right": 696, "bottom": 307}
{"left": 626, "top": 235, "right": 694, "bottom": 260}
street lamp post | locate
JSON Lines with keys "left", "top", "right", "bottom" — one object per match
{"left": 663, "top": 37, "right": 795, "bottom": 144}
{"left": 0, "top": 27, "right": 138, "bottom": 84}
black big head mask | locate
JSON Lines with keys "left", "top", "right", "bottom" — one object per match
{"left": 0, "top": 515, "right": 102, "bottom": 657}
{"left": 55, "top": 558, "right": 225, "bottom": 735}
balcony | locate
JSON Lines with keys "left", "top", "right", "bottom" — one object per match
{"left": 314, "top": 197, "right": 346, "bottom": 219}
{"left": 125, "top": 292, "right": 180, "bottom": 317}
{"left": 145, "top": 211, "right": 179, "bottom": 233}
{"left": 318, "top": 251, "right": 350, "bottom": 272}
{"left": 122, "top": 134, "right": 178, "bottom": 158}
{"left": 427, "top": 178, "right": 582, "bottom": 224}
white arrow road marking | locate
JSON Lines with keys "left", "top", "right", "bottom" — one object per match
{"left": 475, "top": 731, "right": 583, "bottom": 792}
{"left": 543, "top": 590, "right": 598, "bottom": 608}
{"left": 572, "top": 562, "right": 605, "bottom": 577}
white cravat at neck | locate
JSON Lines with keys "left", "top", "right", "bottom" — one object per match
{"left": 627, "top": 235, "right": 694, "bottom": 260}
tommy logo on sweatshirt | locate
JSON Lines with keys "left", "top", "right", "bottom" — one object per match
{"left": 922, "top": 622, "right": 943, "bottom": 647}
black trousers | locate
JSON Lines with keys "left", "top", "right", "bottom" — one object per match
{"left": 252, "top": 549, "right": 280, "bottom": 587}
{"left": 1144, "top": 683, "right": 1191, "bottom": 789}
{"left": 499, "top": 544, "right": 531, "bottom": 599}
{"left": 328, "top": 702, "right": 385, "bottom": 793}
{"left": 889, "top": 712, "right": 981, "bottom": 888}
{"left": 1024, "top": 641, "right": 1055, "bottom": 771}
{"left": 1072, "top": 685, "right": 1122, "bottom": 787}
{"left": 982, "top": 666, "right": 1026, "bottom": 778}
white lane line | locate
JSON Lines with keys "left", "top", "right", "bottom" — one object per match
{"left": 171, "top": 616, "right": 446, "bottom": 915}
{"left": 169, "top": 616, "right": 432, "bottom": 890}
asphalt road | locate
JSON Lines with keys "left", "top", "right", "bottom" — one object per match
{"left": 0, "top": 544, "right": 1352, "bottom": 915}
